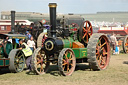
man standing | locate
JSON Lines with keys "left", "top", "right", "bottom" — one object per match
{"left": 110, "top": 33, "right": 117, "bottom": 54}
{"left": 18, "top": 39, "right": 32, "bottom": 71}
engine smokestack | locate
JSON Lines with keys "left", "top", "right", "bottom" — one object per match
{"left": 49, "top": 3, "right": 57, "bottom": 37}
{"left": 11, "top": 11, "right": 15, "bottom": 33}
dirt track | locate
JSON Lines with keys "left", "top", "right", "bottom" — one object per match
{"left": 0, "top": 53, "right": 128, "bottom": 85}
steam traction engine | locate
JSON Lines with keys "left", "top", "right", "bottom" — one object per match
{"left": 31, "top": 3, "right": 111, "bottom": 76}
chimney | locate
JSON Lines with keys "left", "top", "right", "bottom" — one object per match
{"left": 11, "top": 11, "right": 15, "bottom": 33}
{"left": 49, "top": 3, "right": 57, "bottom": 37}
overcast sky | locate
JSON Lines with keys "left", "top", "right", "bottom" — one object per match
{"left": 0, "top": 0, "right": 128, "bottom": 14}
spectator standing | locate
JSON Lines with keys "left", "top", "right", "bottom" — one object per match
{"left": 26, "top": 31, "right": 32, "bottom": 40}
{"left": 27, "top": 36, "right": 36, "bottom": 52}
{"left": 115, "top": 41, "right": 119, "bottom": 54}
{"left": 110, "top": 33, "right": 117, "bottom": 54}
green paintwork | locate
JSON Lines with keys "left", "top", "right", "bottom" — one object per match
{"left": 0, "top": 59, "right": 10, "bottom": 67}
{"left": 5, "top": 42, "right": 13, "bottom": 55}
{"left": 61, "top": 37, "right": 87, "bottom": 59}
{"left": 63, "top": 37, "right": 74, "bottom": 48}
{"left": 5, "top": 59, "right": 10, "bottom": 66}
{"left": 0, "top": 47, "right": 4, "bottom": 58}
{"left": 72, "top": 48, "right": 87, "bottom": 59}
{"left": 0, "top": 60, "right": 4, "bottom": 66}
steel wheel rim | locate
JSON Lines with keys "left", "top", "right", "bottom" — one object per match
{"left": 96, "top": 35, "right": 110, "bottom": 69}
{"left": 14, "top": 51, "right": 25, "bottom": 72}
{"left": 62, "top": 49, "right": 75, "bottom": 75}
{"left": 35, "top": 50, "right": 48, "bottom": 74}
{"left": 82, "top": 21, "right": 93, "bottom": 43}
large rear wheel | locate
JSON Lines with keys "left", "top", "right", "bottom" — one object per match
{"left": 87, "top": 33, "right": 110, "bottom": 70}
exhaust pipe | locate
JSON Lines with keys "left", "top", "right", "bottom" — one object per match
{"left": 49, "top": 3, "right": 57, "bottom": 37}
{"left": 11, "top": 11, "right": 15, "bottom": 33}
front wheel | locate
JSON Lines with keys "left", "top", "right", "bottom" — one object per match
{"left": 31, "top": 47, "right": 50, "bottom": 75}
{"left": 58, "top": 48, "right": 76, "bottom": 76}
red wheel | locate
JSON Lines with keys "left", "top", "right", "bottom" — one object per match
{"left": 87, "top": 33, "right": 110, "bottom": 70}
{"left": 58, "top": 48, "right": 76, "bottom": 76}
{"left": 96, "top": 35, "right": 110, "bottom": 69}
{"left": 79, "top": 20, "right": 93, "bottom": 44}
{"left": 123, "top": 35, "right": 128, "bottom": 53}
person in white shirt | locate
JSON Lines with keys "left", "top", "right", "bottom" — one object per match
{"left": 27, "top": 36, "right": 35, "bottom": 52}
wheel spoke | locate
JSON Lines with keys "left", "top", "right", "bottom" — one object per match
{"left": 103, "top": 52, "right": 108, "bottom": 55}
{"left": 36, "top": 60, "right": 41, "bottom": 65}
{"left": 101, "top": 57, "right": 106, "bottom": 65}
{"left": 19, "top": 60, "right": 24, "bottom": 63}
{"left": 96, "top": 48, "right": 98, "bottom": 50}
{"left": 67, "top": 64, "right": 69, "bottom": 72}
{"left": 96, "top": 55, "right": 100, "bottom": 60}
{"left": 16, "top": 51, "right": 21, "bottom": 57}
{"left": 69, "top": 52, "right": 72, "bottom": 59}
{"left": 64, "top": 52, "right": 68, "bottom": 59}
{"left": 86, "top": 34, "right": 88, "bottom": 42}
{"left": 62, "top": 63, "right": 67, "bottom": 66}
{"left": 70, "top": 64, "right": 73, "bottom": 67}
{"left": 38, "top": 52, "right": 42, "bottom": 58}
{"left": 96, "top": 52, "right": 99, "bottom": 55}
{"left": 83, "top": 33, "right": 87, "bottom": 39}
{"left": 100, "top": 42, "right": 107, "bottom": 48}
{"left": 63, "top": 59, "right": 66, "bottom": 62}
{"left": 88, "top": 26, "right": 92, "bottom": 30}
{"left": 98, "top": 38, "right": 102, "bottom": 46}
{"left": 63, "top": 65, "right": 65, "bottom": 71}
{"left": 101, "top": 47, "right": 104, "bottom": 51}
{"left": 18, "top": 54, "right": 24, "bottom": 59}
{"left": 40, "top": 64, "right": 43, "bottom": 72}
{"left": 69, "top": 58, "right": 73, "bottom": 60}
{"left": 83, "top": 27, "right": 87, "bottom": 32}
{"left": 98, "top": 56, "right": 102, "bottom": 65}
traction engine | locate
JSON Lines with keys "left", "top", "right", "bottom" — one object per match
{"left": 31, "top": 3, "right": 111, "bottom": 76}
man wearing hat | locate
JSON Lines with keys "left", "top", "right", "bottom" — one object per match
{"left": 18, "top": 39, "right": 32, "bottom": 71}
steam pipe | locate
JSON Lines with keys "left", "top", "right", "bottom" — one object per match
{"left": 49, "top": 3, "right": 57, "bottom": 37}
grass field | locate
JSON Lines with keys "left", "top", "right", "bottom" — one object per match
{"left": 0, "top": 53, "right": 128, "bottom": 85}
